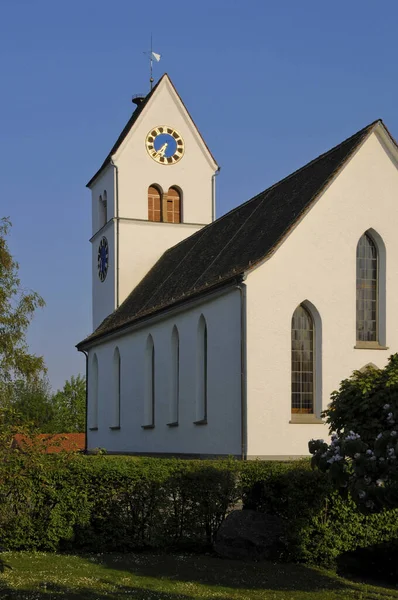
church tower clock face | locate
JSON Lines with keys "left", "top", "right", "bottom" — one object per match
{"left": 97, "top": 236, "right": 109, "bottom": 282}
{"left": 145, "top": 126, "right": 185, "bottom": 164}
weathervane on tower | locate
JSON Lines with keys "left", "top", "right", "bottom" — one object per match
{"left": 144, "top": 34, "right": 161, "bottom": 91}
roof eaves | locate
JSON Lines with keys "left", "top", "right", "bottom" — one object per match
{"left": 77, "top": 275, "right": 242, "bottom": 350}
{"left": 166, "top": 76, "right": 219, "bottom": 169}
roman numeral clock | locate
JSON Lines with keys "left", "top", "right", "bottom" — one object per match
{"left": 145, "top": 126, "right": 185, "bottom": 164}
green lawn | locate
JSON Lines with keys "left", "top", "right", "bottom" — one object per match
{"left": 0, "top": 551, "right": 397, "bottom": 600}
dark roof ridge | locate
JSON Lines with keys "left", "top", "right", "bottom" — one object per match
{"left": 216, "top": 119, "right": 380, "bottom": 221}
{"left": 159, "top": 118, "right": 382, "bottom": 259}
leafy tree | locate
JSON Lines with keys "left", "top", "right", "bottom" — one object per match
{"left": 9, "top": 376, "right": 54, "bottom": 431}
{"left": 50, "top": 374, "right": 86, "bottom": 433}
{"left": 0, "top": 217, "right": 45, "bottom": 399}
{"left": 310, "top": 355, "right": 398, "bottom": 512}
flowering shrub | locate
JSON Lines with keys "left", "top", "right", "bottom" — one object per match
{"left": 310, "top": 355, "right": 398, "bottom": 511}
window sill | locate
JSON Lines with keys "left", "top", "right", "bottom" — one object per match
{"left": 167, "top": 422, "right": 179, "bottom": 427}
{"left": 193, "top": 419, "right": 208, "bottom": 426}
{"left": 290, "top": 414, "right": 323, "bottom": 425}
{"left": 109, "top": 426, "right": 120, "bottom": 430}
{"left": 141, "top": 424, "right": 155, "bottom": 430}
{"left": 88, "top": 427, "right": 98, "bottom": 431}
{"left": 354, "top": 342, "right": 389, "bottom": 350}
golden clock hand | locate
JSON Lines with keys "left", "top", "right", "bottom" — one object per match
{"left": 155, "top": 142, "right": 168, "bottom": 158}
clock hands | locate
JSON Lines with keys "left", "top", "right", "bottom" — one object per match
{"left": 154, "top": 142, "right": 168, "bottom": 158}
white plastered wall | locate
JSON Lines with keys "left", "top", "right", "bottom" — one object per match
{"left": 91, "top": 222, "right": 115, "bottom": 331}
{"left": 87, "top": 288, "right": 242, "bottom": 456}
{"left": 113, "top": 76, "right": 217, "bottom": 224}
{"left": 245, "top": 130, "right": 398, "bottom": 458}
{"left": 89, "top": 76, "right": 218, "bottom": 329}
{"left": 113, "top": 77, "right": 217, "bottom": 307}
{"left": 90, "top": 167, "right": 115, "bottom": 236}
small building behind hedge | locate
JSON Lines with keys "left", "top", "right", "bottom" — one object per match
{"left": 13, "top": 433, "right": 85, "bottom": 454}
{"left": 77, "top": 74, "right": 398, "bottom": 460}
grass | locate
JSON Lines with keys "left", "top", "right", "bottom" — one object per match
{"left": 0, "top": 551, "right": 397, "bottom": 600}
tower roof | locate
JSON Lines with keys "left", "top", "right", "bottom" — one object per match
{"left": 86, "top": 74, "right": 218, "bottom": 187}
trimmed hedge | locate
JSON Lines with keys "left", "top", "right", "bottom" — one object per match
{"left": 0, "top": 452, "right": 397, "bottom": 567}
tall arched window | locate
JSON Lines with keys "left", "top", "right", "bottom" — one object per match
{"left": 148, "top": 185, "right": 162, "bottom": 222}
{"left": 291, "top": 305, "right": 314, "bottom": 414}
{"left": 165, "top": 187, "right": 181, "bottom": 223}
{"left": 111, "top": 348, "right": 121, "bottom": 428}
{"left": 169, "top": 326, "right": 179, "bottom": 425}
{"left": 356, "top": 232, "right": 378, "bottom": 343}
{"left": 89, "top": 353, "right": 98, "bottom": 429}
{"left": 143, "top": 335, "right": 155, "bottom": 427}
{"left": 195, "top": 315, "right": 208, "bottom": 423}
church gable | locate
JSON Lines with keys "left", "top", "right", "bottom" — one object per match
{"left": 78, "top": 119, "right": 396, "bottom": 349}
{"left": 87, "top": 74, "right": 218, "bottom": 188}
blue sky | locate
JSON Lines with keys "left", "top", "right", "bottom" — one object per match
{"left": 1, "top": 0, "right": 397, "bottom": 391}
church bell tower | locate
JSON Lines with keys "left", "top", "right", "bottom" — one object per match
{"left": 87, "top": 74, "right": 219, "bottom": 330}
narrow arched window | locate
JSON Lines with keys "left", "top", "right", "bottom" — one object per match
{"left": 89, "top": 353, "right": 98, "bottom": 429}
{"left": 111, "top": 348, "right": 121, "bottom": 428}
{"left": 103, "top": 190, "right": 107, "bottom": 221}
{"left": 169, "top": 326, "right": 179, "bottom": 425}
{"left": 148, "top": 185, "right": 162, "bottom": 222}
{"left": 195, "top": 316, "right": 207, "bottom": 423}
{"left": 291, "top": 305, "right": 314, "bottom": 414}
{"left": 143, "top": 335, "right": 155, "bottom": 427}
{"left": 356, "top": 232, "right": 378, "bottom": 343}
{"left": 165, "top": 187, "right": 181, "bottom": 223}
{"left": 98, "top": 194, "right": 107, "bottom": 229}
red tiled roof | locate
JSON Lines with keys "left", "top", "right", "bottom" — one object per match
{"left": 12, "top": 433, "right": 85, "bottom": 454}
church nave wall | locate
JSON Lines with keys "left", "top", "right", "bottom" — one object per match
{"left": 245, "top": 129, "right": 398, "bottom": 459}
{"left": 86, "top": 288, "right": 242, "bottom": 456}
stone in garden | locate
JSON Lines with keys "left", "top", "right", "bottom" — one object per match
{"left": 214, "top": 509, "right": 285, "bottom": 560}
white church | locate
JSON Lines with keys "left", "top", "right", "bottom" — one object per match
{"left": 77, "top": 73, "right": 398, "bottom": 459}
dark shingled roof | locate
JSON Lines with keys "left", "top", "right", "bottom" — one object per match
{"left": 78, "top": 119, "right": 384, "bottom": 348}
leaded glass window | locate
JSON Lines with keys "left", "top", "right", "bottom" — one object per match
{"left": 356, "top": 233, "right": 378, "bottom": 342}
{"left": 291, "top": 305, "right": 314, "bottom": 414}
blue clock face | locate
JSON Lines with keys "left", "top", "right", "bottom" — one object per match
{"left": 97, "top": 237, "right": 109, "bottom": 282}
{"left": 145, "top": 126, "right": 185, "bottom": 165}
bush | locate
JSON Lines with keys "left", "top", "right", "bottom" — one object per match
{"left": 241, "top": 461, "right": 398, "bottom": 567}
{"left": 0, "top": 449, "right": 396, "bottom": 567}
{"left": 310, "top": 356, "right": 398, "bottom": 511}
{"left": 337, "top": 540, "right": 398, "bottom": 585}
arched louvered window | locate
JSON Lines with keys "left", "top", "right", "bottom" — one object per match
{"left": 143, "top": 335, "right": 155, "bottom": 427}
{"left": 99, "top": 192, "right": 107, "bottom": 229}
{"left": 291, "top": 305, "right": 314, "bottom": 414}
{"left": 356, "top": 232, "right": 378, "bottom": 343}
{"left": 148, "top": 185, "right": 162, "bottom": 222}
{"left": 169, "top": 326, "right": 179, "bottom": 425}
{"left": 165, "top": 187, "right": 181, "bottom": 223}
{"left": 89, "top": 353, "right": 98, "bottom": 429}
{"left": 111, "top": 348, "right": 121, "bottom": 428}
{"left": 195, "top": 315, "right": 208, "bottom": 423}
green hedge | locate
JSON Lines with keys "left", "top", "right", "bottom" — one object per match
{"left": 0, "top": 452, "right": 397, "bottom": 567}
{"left": 241, "top": 460, "right": 398, "bottom": 566}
